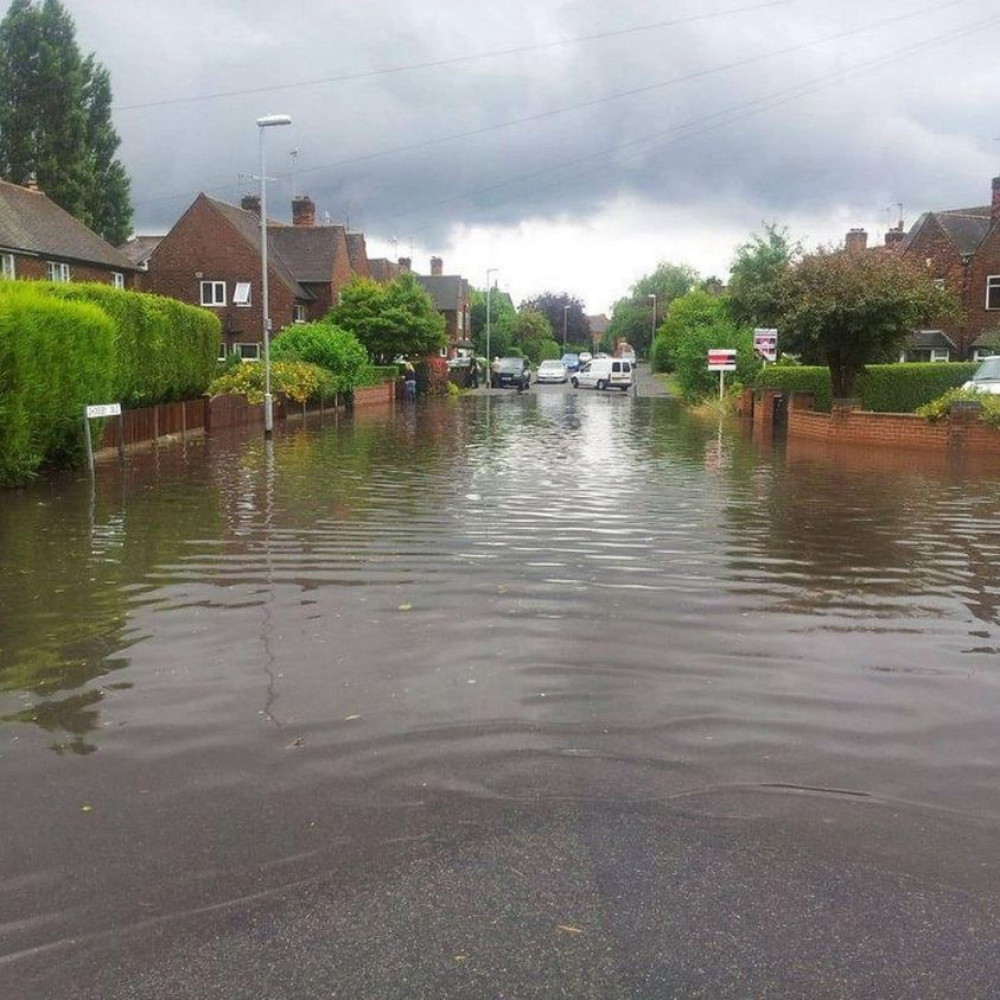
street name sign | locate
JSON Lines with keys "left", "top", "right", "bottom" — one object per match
{"left": 707, "top": 349, "right": 737, "bottom": 372}
{"left": 86, "top": 403, "right": 121, "bottom": 419}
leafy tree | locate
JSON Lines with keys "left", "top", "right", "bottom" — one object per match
{"left": 607, "top": 261, "right": 700, "bottom": 358}
{"left": 469, "top": 285, "right": 516, "bottom": 358}
{"left": 271, "top": 320, "right": 369, "bottom": 393}
{"left": 0, "top": 0, "right": 132, "bottom": 243}
{"left": 510, "top": 309, "right": 555, "bottom": 364}
{"left": 519, "top": 292, "right": 590, "bottom": 351}
{"left": 651, "top": 290, "right": 758, "bottom": 399}
{"left": 727, "top": 223, "right": 801, "bottom": 328}
{"left": 775, "top": 248, "right": 958, "bottom": 398}
{"left": 329, "top": 272, "right": 446, "bottom": 362}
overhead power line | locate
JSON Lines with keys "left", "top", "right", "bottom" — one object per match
{"left": 132, "top": 0, "right": 966, "bottom": 211}
{"left": 115, "top": 0, "right": 790, "bottom": 112}
{"left": 387, "top": 10, "right": 1000, "bottom": 237}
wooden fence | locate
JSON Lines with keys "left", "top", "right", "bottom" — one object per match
{"left": 98, "top": 399, "right": 208, "bottom": 452}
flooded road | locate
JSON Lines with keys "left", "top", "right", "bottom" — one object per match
{"left": 4, "top": 389, "right": 1000, "bottom": 998}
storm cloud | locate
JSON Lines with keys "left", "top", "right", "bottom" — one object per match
{"left": 45, "top": 0, "right": 1000, "bottom": 307}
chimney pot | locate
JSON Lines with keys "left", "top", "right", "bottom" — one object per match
{"left": 430, "top": 256, "right": 443, "bottom": 276}
{"left": 241, "top": 194, "right": 261, "bottom": 216}
{"left": 884, "top": 227, "right": 905, "bottom": 248}
{"left": 845, "top": 228, "right": 868, "bottom": 253}
{"left": 292, "top": 195, "right": 315, "bottom": 227}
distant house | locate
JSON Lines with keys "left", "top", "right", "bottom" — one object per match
{"left": 146, "top": 192, "right": 358, "bottom": 359}
{"left": 894, "top": 177, "right": 1000, "bottom": 361}
{"left": 587, "top": 313, "right": 609, "bottom": 349}
{"left": 0, "top": 177, "right": 138, "bottom": 288}
{"left": 412, "top": 257, "right": 470, "bottom": 355}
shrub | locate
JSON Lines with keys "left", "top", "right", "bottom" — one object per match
{"left": 271, "top": 321, "right": 369, "bottom": 393}
{"left": 45, "top": 283, "right": 220, "bottom": 406}
{"left": 917, "top": 387, "right": 1000, "bottom": 427}
{"left": 538, "top": 339, "right": 562, "bottom": 362}
{"left": 415, "top": 355, "right": 449, "bottom": 396}
{"left": 0, "top": 283, "right": 115, "bottom": 485}
{"left": 208, "top": 360, "right": 333, "bottom": 405}
{"left": 357, "top": 364, "right": 402, "bottom": 386}
{"left": 754, "top": 362, "right": 977, "bottom": 413}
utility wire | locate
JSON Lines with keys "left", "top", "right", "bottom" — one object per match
{"left": 115, "top": 0, "right": 790, "bottom": 112}
{"left": 385, "top": 11, "right": 999, "bottom": 237}
{"left": 132, "top": 0, "right": 966, "bottom": 210}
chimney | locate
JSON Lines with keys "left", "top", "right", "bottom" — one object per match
{"left": 884, "top": 226, "right": 905, "bottom": 248}
{"left": 992, "top": 176, "right": 1000, "bottom": 225}
{"left": 430, "top": 256, "right": 443, "bottom": 276}
{"left": 398, "top": 257, "right": 411, "bottom": 272}
{"left": 845, "top": 228, "right": 868, "bottom": 253}
{"left": 292, "top": 195, "right": 315, "bottom": 227}
{"left": 241, "top": 194, "right": 260, "bottom": 216}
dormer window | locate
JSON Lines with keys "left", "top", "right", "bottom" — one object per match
{"left": 987, "top": 276, "right": 1000, "bottom": 310}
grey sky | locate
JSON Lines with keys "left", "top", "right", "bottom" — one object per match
{"left": 27, "top": 0, "right": 1000, "bottom": 310}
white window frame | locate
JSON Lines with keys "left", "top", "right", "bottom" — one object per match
{"left": 46, "top": 260, "right": 70, "bottom": 283}
{"left": 986, "top": 275, "right": 1000, "bottom": 310}
{"left": 929, "top": 348, "right": 950, "bottom": 362}
{"left": 233, "top": 281, "right": 252, "bottom": 307}
{"left": 111, "top": 271, "right": 125, "bottom": 289}
{"left": 234, "top": 342, "right": 261, "bottom": 361}
{"left": 1, "top": 253, "right": 15, "bottom": 279}
{"left": 217, "top": 343, "right": 229, "bottom": 361}
{"left": 292, "top": 304, "right": 307, "bottom": 324}
{"left": 200, "top": 280, "right": 226, "bottom": 307}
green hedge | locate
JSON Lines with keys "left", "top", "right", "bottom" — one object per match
{"left": 272, "top": 321, "right": 369, "bottom": 393}
{"left": 360, "top": 364, "right": 403, "bottom": 385}
{"left": 0, "top": 283, "right": 115, "bottom": 485}
{"left": 754, "top": 362, "right": 977, "bottom": 413}
{"left": 45, "top": 283, "right": 221, "bottom": 407}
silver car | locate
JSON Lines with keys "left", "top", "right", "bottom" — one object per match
{"left": 536, "top": 359, "right": 568, "bottom": 383}
{"left": 962, "top": 357, "right": 1000, "bottom": 394}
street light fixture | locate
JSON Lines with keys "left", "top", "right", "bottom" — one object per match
{"left": 257, "top": 113, "right": 292, "bottom": 435}
{"left": 563, "top": 304, "right": 570, "bottom": 349}
{"left": 486, "top": 268, "right": 498, "bottom": 386}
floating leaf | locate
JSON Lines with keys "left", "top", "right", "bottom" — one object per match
{"left": 557, "top": 925, "right": 583, "bottom": 935}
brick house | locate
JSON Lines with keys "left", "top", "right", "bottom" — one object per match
{"left": 896, "top": 177, "right": 1000, "bottom": 361}
{"left": 413, "top": 257, "right": 470, "bottom": 355}
{"left": 0, "top": 177, "right": 138, "bottom": 288}
{"left": 146, "top": 192, "right": 358, "bottom": 359}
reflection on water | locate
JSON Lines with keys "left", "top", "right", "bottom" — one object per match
{"left": 2, "top": 395, "right": 1000, "bottom": 820}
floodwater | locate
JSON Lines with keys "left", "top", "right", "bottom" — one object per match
{"left": 3, "top": 389, "right": 1000, "bottom": 998}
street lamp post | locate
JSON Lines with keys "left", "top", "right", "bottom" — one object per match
{"left": 563, "top": 304, "right": 570, "bottom": 349}
{"left": 486, "top": 268, "right": 498, "bottom": 387}
{"left": 648, "top": 293, "right": 657, "bottom": 356}
{"left": 257, "top": 113, "right": 292, "bottom": 435}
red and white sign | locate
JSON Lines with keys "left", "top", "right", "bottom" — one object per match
{"left": 753, "top": 329, "right": 778, "bottom": 362}
{"left": 707, "top": 349, "right": 737, "bottom": 372}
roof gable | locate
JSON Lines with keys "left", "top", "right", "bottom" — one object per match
{"left": 902, "top": 205, "right": 993, "bottom": 258}
{"left": 0, "top": 178, "right": 134, "bottom": 269}
{"left": 267, "top": 223, "right": 347, "bottom": 284}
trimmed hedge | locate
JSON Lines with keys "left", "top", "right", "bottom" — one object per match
{"left": 45, "top": 283, "right": 221, "bottom": 407}
{"left": 754, "top": 362, "right": 977, "bottom": 413}
{"left": 0, "top": 283, "right": 115, "bottom": 485}
{"left": 271, "top": 321, "right": 369, "bottom": 393}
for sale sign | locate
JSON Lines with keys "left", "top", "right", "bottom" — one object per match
{"left": 753, "top": 329, "right": 778, "bottom": 362}
{"left": 707, "top": 349, "right": 737, "bottom": 372}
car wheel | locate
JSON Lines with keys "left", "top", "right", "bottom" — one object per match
{"left": 597, "top": 379, "right": 607, "bottom": 391}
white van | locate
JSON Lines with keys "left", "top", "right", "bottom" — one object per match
{"left": 571, "top": 357, "right": 633, "bottom": 391}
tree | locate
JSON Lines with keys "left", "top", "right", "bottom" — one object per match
{"left": 329, "top": 272, "right": 446, "bottom": 362}
{"left": 271, "top": 320, "right": 369, "bottom": 393}
{"left": 651, "top": 290, "right": 758, "bottom": 399}
{"left": 776, "top": 248, "right": 958, "bottom": 398}
{"left": 607, "top": 261, "right": 700, "bottom": 358}
{"left": 510, "top": 309, "right": 556, "bottom": 364}
{"left": 469, "top": 285, "right": 516, "bottom": 358}
{"left": 0, "top": 0, "right": 132, "bottom": 244}
{"left": 519, "top": 292, "right": 590, "bottom": 350}
{"left": 727, "top": 223, "right": 801, "bottom": 328}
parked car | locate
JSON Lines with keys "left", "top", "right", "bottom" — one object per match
{"left": 561, "top": 352, "right": 581, "bottom": 372}
{"left": 536, "top": 359, "right": 568, "bottom": 383}
{"left": 571, "top": 357, "right": 633, "bottom": 392}
{"left": 491, "top": 356, "right": 531, "bottom": 389}
{"left": 962, "top": 357, "right": 1000, "bottom": 394}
